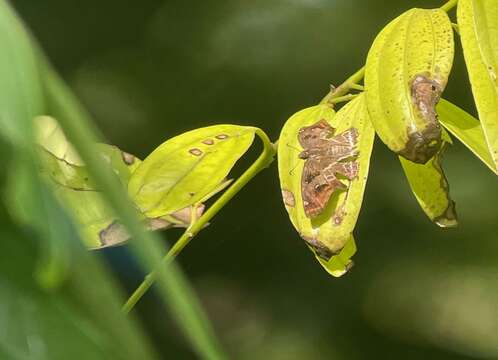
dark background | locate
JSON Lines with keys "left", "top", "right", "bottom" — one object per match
{"left": 12, "top": 0, "right": 498, "bottom": 358}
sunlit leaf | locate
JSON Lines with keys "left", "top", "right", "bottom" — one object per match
{"left": 278, "top": 95, "right": 374, "bottom": 276}
{"left": 437, "top": 98, "right": 497, "bottom": 174}
{"left": 128, "top": 124, "right": 256, "bottom": 218}
{"left": 365, "top": 8, "right": 454, "bottom": 163}
{"left": 399, "top": 129, "right": 457, "bottom": 228}
{"left": 457, "top": 0, "right": 498, "bottom": 172}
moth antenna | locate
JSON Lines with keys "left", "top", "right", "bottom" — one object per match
{"left": 286, "top": 143, "right": 302, "bottom": 153}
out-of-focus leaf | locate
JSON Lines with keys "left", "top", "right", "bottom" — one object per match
{"left": 0, "top": 1, "right": 43, "bottom": 145}
{"left": 365, "top": 8, "right": 454, "bottom": 164}
{"left": 437, "top": 98, "right": 497, "bottom": 174}
{"left": 53, "top": 183, "right": 205, "bottom": 249}
{"left": 34, "top": 115, "right": 83, "bottom": 165}
{"left": 278, "top": 95, "right": 374, "bottom": 276}
{"left": 35, "top": 116, "right": 141, "bottom": 190}
{"left": 457, "top": 0, "right": 498, "bottom": 172}
{"left": 399, "top": 129, "right": 457, "bottom": 228}
{"left": 128, "top": 124, "right": 256, "bottom": 218}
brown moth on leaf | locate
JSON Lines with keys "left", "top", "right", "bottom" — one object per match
{"left": 298, "top": 119, "right": 359, "bottom": 218}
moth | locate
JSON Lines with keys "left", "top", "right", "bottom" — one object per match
{"left": 298, "top": 119, "right": 359, "bottom": 218}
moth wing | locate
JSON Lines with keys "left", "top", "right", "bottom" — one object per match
{"left": 298, "top": 120, "right": 335, "bottom": 150}
{"left": 301, "top": 159, "right": 343, "bottom": 218}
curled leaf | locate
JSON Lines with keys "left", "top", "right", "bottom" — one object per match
{"left": 278, "top": 95, "right": 374, "bottom": 276}
{"left": 128, "top": 125, "right": 256, "bottom": 218}
{"left": 399, "top": 129, "right": 457, "bottom": 228}
{"left": 437, "top": 98, "right": 496, "bottom": 174}
{"left": 365, "top": 8, "right": 454, "bottom": 163}
{"left": 53, "top": 185, "right": 205, "bottom": 249}
{"left": 458, "top": 0, "right": 498, "bottom": 172}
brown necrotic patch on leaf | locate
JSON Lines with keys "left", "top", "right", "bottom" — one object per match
{"left": 301, "top": 235, "right": 334, "bottom": 260}
{"left": 189, "top": 148, "right": 203, "bottom": 156}
{"left": 99, "top": 221, "right": 130, "bottom": 247}
{"left": 399, "top": 73, "right": 444, "bottom": 164}
{"left": 202, "top": 139, "right": 215, "bottom": 145}
{"left": 215, "top": 134, "right": 229, "bottom": 140}
{"left": 281, "top": 189, "right": 296, "bottom": 207}
{"left": 121, "top": 151, "right": 136, "bottom": 165}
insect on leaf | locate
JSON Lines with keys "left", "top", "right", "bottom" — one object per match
{"left": 365, "top": 8, "right": 454, "bottom": 164}
{"left": 437, "top": 98, "right": 496, "bottom": 174}
{"left": 128, "top": 125, "right": 256, "bottom": 218}
{"left": 458, "top": 0, "right": 498, "bottom": 172}
{"left": 399, "top": 129, "right": 457, "bottom": 228}
{"left": 278, "top": 95, "right": 375, "bottom": 276}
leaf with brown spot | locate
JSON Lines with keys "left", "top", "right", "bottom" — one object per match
{"left": 399, "top": 129, "right": 457, "bottom": 227}
{"left": 365, "top": 8, "right": 454, "bottom": 164}
{"left": 128, "top": 125, "right": 256, "bottom": 218}
{"left": 278, "top": 95, "right": 375, "bottom": 277}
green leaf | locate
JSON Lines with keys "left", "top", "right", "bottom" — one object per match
{"left": 278, "top": 95, "right": 375, "bottom": 276}
{"left": 365, "top": 8, "right": 454, "bottom": 163}
{"left": 437, "top": 98, "right": 496, "bottom": 174}
{"left": 399, "top": 129, "right": 457, "bottom": 228}
{"left": 0, "top": 1, "right": 44, "bottom": 145}
{"left": 457, "top": 0, "right": 498, "bottom": 172}
{"left": 128, "top": 125, "right": 256, "bottom": 218}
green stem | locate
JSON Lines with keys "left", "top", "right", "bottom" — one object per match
{"left": 320, "top": 66, "right": 365, "bottom": 105}
{"left": 440, "top": 0, "right": 458, "bottom": 12}
{"left": 123, "top": 128, "right": 276, "bottom": 313}
{"left": 329, "top": 93, "right": 359, "bottom": 104}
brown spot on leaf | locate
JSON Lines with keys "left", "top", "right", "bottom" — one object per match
{"left": 215, "top": 134, "right": 229, "bottom": 140}
{"left": 202, "top": 139, "right": 215, "bottom": 145}
{"left": 333, "top": 207, "right": 346, "bottom": 225}
{"left": 301, "top": 235, "right": 334, "bottom": 260}
{"left": 399, "top": 74, "right": 444, "bottom": 164}
{"left": 281, "top": 189, "right": 295, "bottom": 207}
{"left": 189, "top": 148, "right": 203, "bottom": 156}
{"left": 170, "top": 204, "right": 206, "bottom": 225}
{"left": 99, "top": 221, "right": 130, "bottom": 247}
{"left": 146, "top": 218, "right": 172, "bottom": 231}
{"left": 121, "top": 151, "right": 135, "bottom": 165}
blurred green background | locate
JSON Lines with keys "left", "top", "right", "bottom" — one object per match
{"left": 10, "top": 0, "right": 498, "bottom": 358}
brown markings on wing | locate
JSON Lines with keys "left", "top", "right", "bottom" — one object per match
{"left": 298, "top": 120, "right": 359, "bottom": 218}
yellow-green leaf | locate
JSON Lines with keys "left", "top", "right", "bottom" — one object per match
{"left": 458, "top": 0, "right": 498, "bottom": 172}
{"left": 365, "top": 8, "right": 454, "bottom": 164}
{"left": 34, "top": 115, "right": 84, "bottom": 165}
{"left": 128, "top": 125, "right": 256, "bottom": 218}
{"left": 53, "top": 185, "right": 204, "bottom": 249}
{"left": 278, "top": 95, "right": 374, "bottom": 276}
{"left": 437, "top": 98, "right": 496, "bottom": 174}
{"left": 399, "top": 129, "right": 457, "bottom": 227}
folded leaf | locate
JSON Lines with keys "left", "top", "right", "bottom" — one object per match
{"left": 128, "top": 125, "right": 256, "bottom": 218}
{"left": 278, "top": 95, "right": 374, "bottom": 276}
{"left": 457, "top": 0, "right": 498, "bottom": 172}
{"left": 399, "top": 129, "right": 457, "bottom": 227}
{"left": 437, "top": 98, "right": 496, "bottom": 174}
{"left": 365, "top": 8, "right": 454, "bottom": 163}
{"left": 53, "top": 185, "right": 204, "bottom": 249}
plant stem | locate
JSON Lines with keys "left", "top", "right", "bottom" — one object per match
{"left": 123, "top": 128, "right": 276, "bottom": 313}
{"left": 329, "top": 94, "right": 359, "bottom": 104}
{"left": 440, "top": 0, "right": 458, "bottom": 12}
{"left": 320, "top": 66, "right": 365, "bottom": 105}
